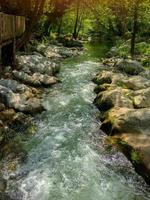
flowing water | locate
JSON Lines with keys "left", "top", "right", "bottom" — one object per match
{"left": 6, "top": 43, "right": 150, "bottom": 200}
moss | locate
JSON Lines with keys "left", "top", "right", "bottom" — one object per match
{"left": 130, "top": 150, "right": 140, "bottom": 163}
{"left": 25, "top": 125, "right": 37, "bottom": 135}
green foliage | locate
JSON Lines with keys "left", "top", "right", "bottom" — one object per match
{"left": 115, "top": 40, "right": 150, "bottom": 66}
{"left": 131, "top": 150, "right": 140, "bottom": 163}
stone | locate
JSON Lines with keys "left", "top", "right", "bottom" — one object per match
{"left": 133, "top": 87, "right": 150, "bottom": 108}
{"left": 140, "top": 70, "right": 150, "bottom": 80}
{"left": 114, "top": 59, "right": 145, "bottom": 75}
{"left": 0, "top": 178, "right": 7, "bottom": 192}
{"left": 0, "top": 85, "right": 44, "bottom": 113}
{"left": 94, "top": 88, "right": 133, "bottom": 111}
{"left": 0, "top": 109, "right": 16, "bottom": 121}
{"left": 17, "top": 54, "right": 60, "bottom": 76}
{"left": 114, "top": 76, "right": 150, "bottom": 90}
{"left": 93, "top": 71, "right": 112, "bottom": 85}
{"left": 101, "top": 107, "right": 150, "bottom": 135}
{"left": 0, "top": 103, "right": 5, "bottom": 112}
{"left": 0, "top": 79, "right": 33, "bottom": 95}
{"left": 13, "top": 71, "right": 59, "bottom": 87}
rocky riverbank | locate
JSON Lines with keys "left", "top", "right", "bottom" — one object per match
{"left": 0, "top": 41, "right": 83, "bottom": 189}
{"left": 93, "top": 58, "right": 150, "bottom": 184}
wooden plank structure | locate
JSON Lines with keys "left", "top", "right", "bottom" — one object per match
{"left": 0, "top": 12, "right": 25, "bottom": 66}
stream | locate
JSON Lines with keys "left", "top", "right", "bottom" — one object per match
{"left": 6, "top": 43, "right": 150, "bottom": 200}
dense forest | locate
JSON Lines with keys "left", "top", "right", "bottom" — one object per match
{"left": 0, "top": 0, "right": 150, "bottom": 200}
{"left": 0, "top": 0, "right": 150, "bottom": 54}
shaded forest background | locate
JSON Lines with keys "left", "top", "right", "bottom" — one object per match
{"left": 0, "top": 0, "right": 150, "bottom": 56}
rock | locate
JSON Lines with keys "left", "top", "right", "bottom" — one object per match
{"left": 94, "top": 88, "right": 133, "bottom": 111}
{"left": 117, "top": 76, "right": 150, "bottom": 90}
{"left": 133, "top": 87, "right": 150, "bottom": 108}
{"left": 44, "top": 46, "right": 62, "bottom": 59}
{"left": 0, "top": 79, "right": 33, "bottom": 95}
{"left": 0, "top": 109, "right": 16, "bottom": 122}
{"left": 0, "top": 104, "right": 5, "bottom": 112}
{"left": 13, "top": 71, "right": 59, "bottom": 87}
{"left": 17, "top": 54, "right": 60, "bottom": 76}
{"left": 114, "top": 59, "right": 145, "bottom": 75}
{"left": 140, "top": 70, "right": 150, "bottom": 80}
{"left": 0, "top": 193, "right": 13, "bottom": 200}
{"left": 0, "top": 120, "right": 6, "bottom": 143}
{"left": 101, "top": 107, "right": 150, "bottom": 135}
{"left": 94, "top": 84, "right": 111, "bottom": 94}
{"left": 0, "top": 85, "right": 44, "bottom": 113}
{"left": 93, "top": 71, "right": 112, "bottom": 85}
{"left": 20, "top": 98, "right": 45, "bottom": 113}
{"left": 0, "top": 178, "right": 7, "bottom": 192}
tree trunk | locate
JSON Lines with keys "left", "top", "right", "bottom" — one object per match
{"left": 73, "top": 0, "right": 80, "bottom": 39}
{"left": 131, "top": 5, "right": 138, "bottom": 57}
{"left": 57, "top": 17, "right": 63, "bottom": 37}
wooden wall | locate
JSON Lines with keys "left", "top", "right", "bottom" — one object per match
{"left": 0, "top": 12, "right": 25, "bottom": 46}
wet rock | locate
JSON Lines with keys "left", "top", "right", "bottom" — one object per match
{"left": 13, "top": 71, "right": 59, "bottom": 87}
{"left": 114, "top": 59, "right": 145, "bottom": 75}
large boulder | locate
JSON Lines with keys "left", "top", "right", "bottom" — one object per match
{"left": 93, "top": 71, "right": 113, "bottom": 85}
{"left": 114, "top": 59, "right": 145, "bottom": 75}
{"left": 114, "top": 76, "right": 150, "bottom": 90}
{"left": 0, "top": 84, "right": 44, "bottom": 113}
{"left": 94, "top": 88, "right": 133, "bottom": 111}
{"left": 101, "top": 107, "right": 150, "bottom": 135}
{"left": 93, "top": 70, "right": 126, "bottom": 86}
